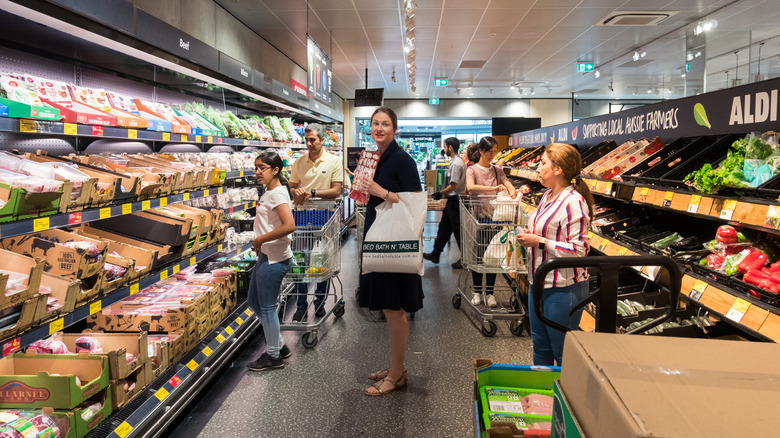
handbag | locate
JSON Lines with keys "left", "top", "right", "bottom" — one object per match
{"left": 362, "top": 192, "right": 427, "bottom": 275}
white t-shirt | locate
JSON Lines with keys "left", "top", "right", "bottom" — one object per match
{"left": 253, "top": 185, "right": 293, "bottom": 263}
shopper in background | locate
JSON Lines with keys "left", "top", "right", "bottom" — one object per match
{"left": 466, "top": 136, "right": 517, "bottom": 308}
{"left": 289, "top": 123, "right": 344, "bottom": 321}
{"left": 247, "top": 151, "right": 296, "bottom": 371}
{"left": 357, "top": 107, "right": 423, "bottom": 396}
{"left": 465, "top": 142, "right": 479, "bottom": 167}
{"left": 424, "top": 137, "right": 466, "bottom": 269}
{"left": 516, "top": 143, "right": 594, "bottom": 366}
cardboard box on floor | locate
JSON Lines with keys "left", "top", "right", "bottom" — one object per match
{"left": 560, "top": 331, "right": 780, "bottom": 438}
{"left": 53, "top": 332, "right": 149, "bottom": 380}
{"left": 0, "top": 351, "right": 108, "bottom": 409}
{"left": 0, "top": 228, "right": 107, "bottom": 279}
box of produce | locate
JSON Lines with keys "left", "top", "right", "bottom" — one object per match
{"left": 33, "top": 272, "right": 79, "bottom": 325}
{"left": 52, "top": 332, "right": 148, "bottom": 381}
{"left": 53, "top": 387, "right": 112, "bottom": 438}
{"left": 473, "top": 359, "right": 558, "bottom": 437}
{"left": 1, "top": 228, "right": 107, "bottom": 280}
{"left": 0, "top": 351, "right": 108, "bottom": 409}
{"left": 0, "top": 179, "right": 64, "bottom": 222}
{"left": 0, "top": 249, "right": 44, "bottom": 311}
{"left": 560, "top": 331, "right": 780, "bottom": 438}
{"left": 108, "top": 359, "right": 147, "bottom": 410}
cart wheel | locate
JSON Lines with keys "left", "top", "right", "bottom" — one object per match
{"left": 509, "top": 296, "right": 520, "bottom": 311}
{"left": 452, "top": 295, "right": 462, "bottom": 309}
{"left": 510, "top": 320, "right": 524, "bottom": 337}
{"left": 302, "top": 332, "right": 318, "bottom": 348}
{"left": 481, "top": 320, "right": 497, "bottom": 337}
{"left": 333, "top": 302, "right": 345, "bottom": 318}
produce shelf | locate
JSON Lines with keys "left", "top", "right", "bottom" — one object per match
{"left": 90, "top": 303, "right": 259, "bottom": 438}
{"left": 0, "top": 241, "right": 255, "bottom": 359}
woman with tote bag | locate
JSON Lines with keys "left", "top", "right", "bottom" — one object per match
{"left": 355, "top": 107, "right": 424, "bottom": 396}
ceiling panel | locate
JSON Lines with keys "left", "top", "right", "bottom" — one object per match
{"left": 518, "top": 7, "right": 573, "bottom": 27}
{"left": 441, "top": 8, "right": 487, "bottom": 24}
{"left": 357, "top": 10, "right": 401, "bottom": 27}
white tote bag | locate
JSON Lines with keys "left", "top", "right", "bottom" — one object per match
{"left": 362, "top": 192, "right": 427, "bottom": 276}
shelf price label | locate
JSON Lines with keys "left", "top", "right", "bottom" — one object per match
{"left": 243, "top": 139, "right": 248, "bottom": 145}
{"left": 33, "top": 217, "right": 49, "bottom": 232}
{"left": 162, "top": 132, "right": 171, "bottom": 141}
{"left": 186, "top": 359, "right": 199, "bottom": 371}
{"left": 181, "top": 134, "right": 187, "bottom": 142}
{"left": 202, "top": 346, "right": 213, "bottom": 357}
{"left": 218, "top": 187, "right": 223, "bottom": 194}
{"left": 190, "top": 256, "right": 197, "bottom": 266}
{"left": 218, "top": 244, "right": 223, "bottom": 252}
{"left": 172, "top": 265, "right": 180, "bottom": 275}
{"left": 618, "top": 247, "right": 628, "bottom": 256}
{"left": 638, "top": 187, "right": 649, "bottom": 203}
{"left": 127, "top": 129, "right": 137, "bottom": 139}
{"left": 726, "top": 298, "right": 751, "bottom": 323}
{"left": 604, "top": 182, "right": 613, "bottom": 196}
{"left": 225, "top": 326, "right": 234, "bottom": 335}
{"left": 114, "top": 422, "right": 133, "bottom": 438}
{"left": 720, "top": 199, "right": 738, "bottom": 220}
{"left": 599, "top": 240, "right": 609, "bottom": 252}
{"left": 154, "top": 387, "right": 170, "bottom": 401}
{"left": 244, "top": 309, "right": 253, "bottom": 317}
{"left": 64, "top": 123, "right": 77, "bottom": 135}
{"left": 142, "top": 200, "right": 151, "bottom": 210}
{"left": 662, "top": 191, "right": 674, "bottom": 208}
{"left": 688, "top": 195, "right": 702, "bottom": 213}
{"left": 168, "top": 376, "right": 182, "bottom": 388}
{"left": 589, "top": 179, "right": 598, "bottom": 191}
{"left": 160, "top": 197, "right": 168, "bottom": 207}
{"left": 99, "top": 207, "right": 111, "bottom": 219}
{"left": 48, "top": 318, "right": 64, "bottom": 335}
{"left": 689, "top": 279, "right": 707, "bottom": 301}
{"left": 68, "top": 212, "right": 82, "bottom": 225}
{"left": 236, "top": 317, "right": 244, "bottom": 326}
{"left": 239, "top": 170, "right": 245, "bottom": 177}
{"left": 195, "top": 135, "right": 202, "bottom": 143}
{"left": 183, "top": 192, "right": 190, "bottom": 201}
{"left": 207, "top": 136, "right": 213, "bottom": 143}
{"left": 204, "top": 189, "right": 210, "bottom": 197}
{"left": 122, "top": 203, "right": 132, "bottom": 215}
{"left": 3, "top": 338, "right": 21, "bottom": 357}
{"left": 765, "top": 205, "right": 780, "bottom": 230}
{"left": 588, "top": 231, "right": 595, "bottom": 241}
{"left": 92, "top": 126, "right": 103, "bottom": 136}
{"left": 130, "top": 283, "right": 139, "bottom": 295}
{"left": 216, "top": 334, "right": 226, "bottom": 344}
{"left": 160, "top": 270, "right": 168, "bottom": 281}
{"left": 89, "top": 301, "right": 102, "bottom": 315}
{"left": 19, "top": 119, "right": 37, "bottom": 132}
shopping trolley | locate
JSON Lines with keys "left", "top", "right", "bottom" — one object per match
{"left": 279, "top": 199, "right": 345, "bottom": 348}
{"left": 452, "top": 195, "right": 528, "bottom": 337}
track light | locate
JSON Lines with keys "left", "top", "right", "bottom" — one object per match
{"left": 641, "top": 51, "right": 646, "bottom": 58}
{"left": 607, "top": 81, "right": 614, "bottom": 92}
{"left": 594, "top": 70, "right": 600, "bottom": 78}
{"left": 510, "top": 83, "right": 516, "bottom": 90}
{"left": 404, "top": 46, "right": 410, "bottom": 53}
{"left": 530, "top": 87, "right": 535, "bottom": 95}
{"left": 633, "top": 51, "right": 640, "bottom": 61}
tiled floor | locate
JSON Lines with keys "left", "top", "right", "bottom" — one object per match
{"left": 168, "top": 216, "right": 533, "bottom": 437}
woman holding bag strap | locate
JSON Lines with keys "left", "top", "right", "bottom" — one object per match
{"left": 356, "top": 107, "right": 424, "bottom": 396}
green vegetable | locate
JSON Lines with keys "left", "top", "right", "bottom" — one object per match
{"left": 650, "top": 232, "right": 682, "bottom": 249}
{"left": 745, "top": 135, "right": 774, "bottom": 161}
{"left": 685, "top": 138, "right": 748, "bottom": 194}
{"left": 693, "top": 103, "right": 711, "bottom": 128}
{"left": 616, "top": 300, "right": 632, "bottom": 316}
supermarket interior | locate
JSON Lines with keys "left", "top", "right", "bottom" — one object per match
{"left": 1, "top": 0, "right": 780, "bottom": 437}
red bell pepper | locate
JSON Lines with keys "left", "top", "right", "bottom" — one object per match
{"left": 762, "top": 267, "right": 774, "bottom": 276}
{"left": 758, "top": 280, "right": 779, "bottom": 294}
{"left": 706, "top": 254, "right": 725, "bottom": 269}
{"left": 738, "top": 249, "right": 760, "bottom": 273}
{"left": 747, "top": 253, "right": 768, "bottom": 273}
{"left": 748, "top": 269, "right": 771, "bottom": 280}
{"left": 771, "top": 271, "right": 780, "bottom": 285}
{"left": 716, "top": 225, "right": 738, "bottom": 244}
{"left": 770, "top": 261, "right": 780, "bottom": 272}
{"left": 743, "top": 271, "right": 763, "bottom": 286}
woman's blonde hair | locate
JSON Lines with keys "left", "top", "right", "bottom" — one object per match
{"left": 545, "top": 143, "right": 594, "bottom": 218}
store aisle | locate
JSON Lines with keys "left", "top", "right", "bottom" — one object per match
{"left": 167, "top": 214, "right": 533, "bottom": 437}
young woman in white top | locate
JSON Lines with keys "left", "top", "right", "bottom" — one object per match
{"left": 246, "top": 151, "right": 296, "bottom": 371}
{"left": 465, "top": 136, "right": 517, "bottom": 308}
{"left": 516, "top": 143, "right": 594, "bottom": 366}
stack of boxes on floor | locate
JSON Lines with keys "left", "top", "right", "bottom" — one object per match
{"left": 0, "top": 152, "right": 245, "bottom": 437}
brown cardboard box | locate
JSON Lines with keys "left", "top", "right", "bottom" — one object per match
{"left": 0, "top": 248, "right": 44, "bottom": 310}
{"left": 86, "top": 303, "right": 193, "bottom": 333}
{"left": 22, "top": 153, "right": 98, "bottom": 213}
{"left": 75, "top": 225, "right": 180, "bottom": 268}
{"left": 1, "top": 228, "right": 107, "bottom": 279}
{"left": 148, "top": 332, "right": 186, "bottom": 364}
{"left": 54, "top": 332, "right": 149, "bottom": 380}
{"left": 146, "top": 336, "right": 170, "bottom": 379}
{"left": 93, "top": 211, "right": 192, "bottom": 247}
{"left": 33, "top": 272, "right": 79, "bottom": 324}
{"left": 560, "top": 331, "right": 780, "bottom": 438}
{"left": 108, "top": 358, "right": 148, "bottom": 410}
{"left": 0, "top": 298, "right": 39, "bottom": 340}
{"left": 102, "top": 253, "right": 135, "bottom": 293}
{"left": 94, "top": 239, "right": 155, "bottom": 282}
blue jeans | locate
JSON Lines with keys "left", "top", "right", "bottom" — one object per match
{"left": 296, "top": 281, "right": 329, "bottom": 310}
{"left": 528, "top": 281, "right": 588, "bottom": 366}
{"left": 248, "top": 253, "right": 292, "bottom": 358}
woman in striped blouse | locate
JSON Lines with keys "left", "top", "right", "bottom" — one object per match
{"left": 516, "top": 143, "right": 594, "bottom": 366}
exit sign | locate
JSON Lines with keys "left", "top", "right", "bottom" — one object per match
{"left": 434, "top": 78, "right": 448, "bottom": 87}
{"left": 429, "top": 98, "right": 440, "bottom": 104}
{"left": 576, "top": 62, "right": 594, "bottom": 72}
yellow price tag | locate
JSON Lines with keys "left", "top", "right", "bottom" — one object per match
{"left": 732, "top": 298, "right": 751, "bottom": 314}
{"left": 588, "top": 231, "right": 595, "bottom": 240}
{"left": 19, "top": 119, "right": 37, "bottom": 132}
{"left": 236, "top": 317, "right": 244, "bottom": 326}
{"left": 49, "top": 318, "right": 64, "bottom": 335}
{"left": 63, "top": 123, "right": 77, "bottom": 135}
{"left": 207, "top": 136, "right": 213, "bottom": 143}
{"left": 114, "top": 422, "right": 133, "bottom": 438}
{"left": 688, "top": 194, "right": 702, "bottom": 213}
{"left": 160, "top": 197, "right": 168, "bottom": 207}
{"left": 243, "top": 139, "right": 248, "bottom": 145}
{"left": 693, "top": 280, "right": 707, "bottom": 293}
{"left": 618, "top": 247, "right": 628, "bottom": 256}
{"left": 240, "top": 170, "right": 245, "bottom": 177}
{"left": 721, "top": 199, "right": 738, "bottom": 220}
{"left": 244, "top": 309, "right": 253, "bottom": 316}
{"left": 160, "top": 270, "right": 168, "bottom": 280}
{"left": 604, "top": 182, "right": 613, "bottom": 196}
{"left": 662, "top": 191, "right": 674, "bottom": 208}
{"left": 89, "top": 301, "right": 102, "bottom": 315}
{"left": 225, "top": 326, "right": 234, "bottom": 335}
{"left": 130, "top": 283, "right": 139, "bottom": 295}
{"left": 216, "top": 334, "right": 226, "bottom": 344}
{"left": 218, "top": 187, "right": 223, "bottom": 194}
{"left": 195, "top": 135, "right": 202, "bottom": 142}
{"left": 639, "top": 187, "right": 649, "bottom": 202}
{"left": 154, "top": 387, "right": 169, "bottom": 401}
{"left": 142, "top": 200, "right": 151, "bottom": 210}
{"left": 589, "top": 179, "right": 597, "bottom": 190}
{"left": 244, "top": 203, "right": 248, "bottom": 210}
{"left": 186, "top": 360, "right": 198, "bottom": 371}
{"left": 183, "top": 192, "right": 190, "bottom": 201}
{"left": 181, "top": 134, "right": 187, "bottom": 142}
{"left": 99, "top": 207, "right": 111, "bottom": 219}
{"left": 162, "top": 132, "right": 171, "bottom": 141}
{"left": 190, "top": 256, "right": 197, "bottom": 266}
{"left": 204, "top": 189, "right": 210, "bottom": 197}
{"left": 33, "top": 217, "right": 50, "bottom": 232}
{"left": 172, "top": 265, "right": 180, "bottom": 274}
{"left": 122, "top": 203, "right": 132, "bottom": 215}
{"left": 599, "top": 240, "right": 608, "bottom": 251}
{"left": 218, "top": 244, "right": 223, "bottom": 252}
{"left": 203, "top": 346, "right": 213, "bottom": 357}
{"left": 128, "top": 129, "right": 137, "bottom": 139}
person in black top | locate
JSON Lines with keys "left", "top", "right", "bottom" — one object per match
{"left": 357, "top": 107, "right": 424, "bottom": 396}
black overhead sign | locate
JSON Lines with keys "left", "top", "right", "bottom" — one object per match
{"left": 135, "top": 10, "right": 219, "bottom": 71}
{"left": 512, "top": 77, "right": 780, "bottom": 149}
{"left": 49, "top": 0, "right": 135, "bottom": 34}
{"left": 219, "top": 53, "right": 253, "bottom": 87}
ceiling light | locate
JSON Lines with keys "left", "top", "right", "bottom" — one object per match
{"left": 530, "top": 87, "right": 535, "bottom": 95}
{"left": 703, "top": 19, "right": 717, "bottom": 31}
{"left": 695, "top": 51, "right": 701, "bottom": 58}
{"left": 594, "top": 70, "right": 600, "bottom": 78}
{"left": 667, "top": 88, "right": 672, "bottom": 93}
{"left": 467, "top": 83, "right": 472, "bottom": 90}
{"left": 510, "top": 83, "right": 516, "bottom": 90}
{"left": 641, "top": 51, "right": 646, "bottom": 58}
{"left": 404, "top": 46, "right": 410, "bottom": 53}
{"left": 647, "top": 88, "right": 652, "bottom": 94}
{"left": 633, "top": 51, "right": 640, "bottom": 61}
{"left": 407, "top": 63, "right": 412, "bottom": 68}
{"left": 694, "top": 24, "right": 703, "bottom": 35}
{"left": 686, "top": 52, "right": 693, "bottom": 61}
{"left": 681, "top": 72, "right": 686, "bottom": 78}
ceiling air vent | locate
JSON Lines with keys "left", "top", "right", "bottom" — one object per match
{"left": 598, "top": 11, "right": 677, "bottom": 26}
{"left": 459, "top": 60, "right": 486, "bottom": 69}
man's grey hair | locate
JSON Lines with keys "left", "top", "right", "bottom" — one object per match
{"left": 304, "top": 123, "right": 326, "bottom": 141}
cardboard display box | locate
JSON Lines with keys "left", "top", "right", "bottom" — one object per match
{"left": 148, "top": 332, "right": 186, "bottom": 365}
{"left": 0, "top": 351, "right": 108, "bottom": 409}
{"left": 92, "top": 211, "right": 193, "bottom": 247}
{"left": 75, "top": 225, "right": 180, "bottom": 269}
{"left": 94, "top": 239, "right": 155, "bottom": 282}
{"left": 22, "top": 153, "right": 100, "bottom": 213}
{"left": 118, "top": 155, "right": 195, "bottom": 193}
{"left": 53, "top": 332, "right": 148, "bottom": 381}
{"left": 87, "top": 303, "right": 193, "bottom": 333}
{"left": 54, "top": 386, "right": 113, "bottom": 438}
{"left": 108, "top": 359, "right": 148, "bottom": 410}
{"left": 146, "top": 336, "right": 170, "bottom": 379}
{"left": 551, "top": 381, "right": 585, "bottom": 438}
{"left": 101, "top": 253, "right": 135, "bottom": 294}
{"left": 0, "top": 298, "right": 40, "bottom": 341}
{"left": 560, "top": 331, "right": 780, "bottom": 438}
{"left": 33, "top": 272, "right": 79, "bottom": 325}
{"left": 63, "top": 155, "right": 146, "bottom": 204}
{"left": 0, "top": 181, "right": 64, "bottom": 222}
{"left": 74, "top": 271, "right": 105, "bottom": 307}
{"left": 1, "top": 228, "right": 107, "bottom": 280}
{"left": 424, "top": 169, "right": 446, "bottom": 194}
{"left": 0, "top": 248, "right": 44, "bottom": 310}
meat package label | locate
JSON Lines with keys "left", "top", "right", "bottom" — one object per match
{"left": 485, "top": 388, "right": 524, "bottom": 413}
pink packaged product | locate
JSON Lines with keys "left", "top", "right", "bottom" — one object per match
{"left": 74, "top": 336, "right": 103, "bottom": 354}
{"left": 348, "top": 151, "right": 381, "bottom": 204}
{"left": 45, "top": 297, "right": 61, "bottom": 312}
{"left": 104, "top": 262, "right": 128, "bottom": 281}
{"left": 27, "top": 340, "right": 69, "bottom": 355}
{"left": 0, "top": 269, "right": 27, "bottom": 296}
{"left": 211, "top": 268, "right": 234, "bottom": 278}
{"left": 0, "top": 410, "right": 65, "bottom": 438}
{"left": 522, "top": 394, "right": 554, "bottom": 416}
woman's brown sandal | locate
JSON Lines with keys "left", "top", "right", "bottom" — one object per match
{"left": 364, "top": 371, "right": 408, "bottom": 396}
{"left": 368, "top": 369, "right": 389, "bottom": 381}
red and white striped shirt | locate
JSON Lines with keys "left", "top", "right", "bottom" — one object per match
{"left": 527, "top": 186, "right": 590, "bottom": 288}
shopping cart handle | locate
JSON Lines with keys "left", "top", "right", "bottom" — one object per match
{"left": 531, "top": 255, "right": 681, "bottom": 334}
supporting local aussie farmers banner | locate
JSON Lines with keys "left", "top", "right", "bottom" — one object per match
{"left": 511, "top": 77, "right": 780, "bottom": 150}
